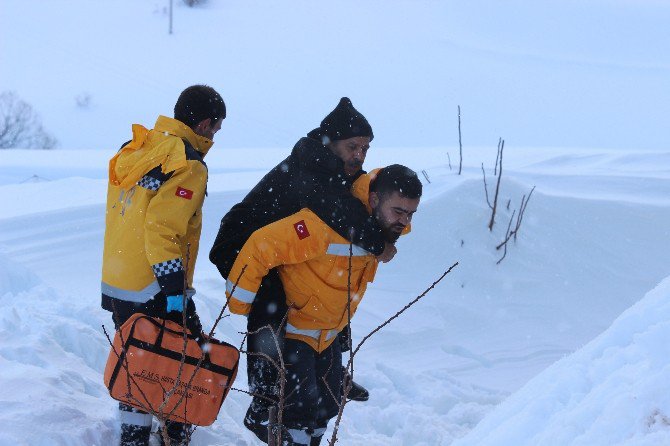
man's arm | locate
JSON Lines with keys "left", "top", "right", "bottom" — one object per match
{"left": 144, "top": 162, "right": 207, "bottom": 296}
{"left": 297, "top": 172, "right": 388, "bottom": 257}
{"left": 226, "top": 211, "right": 328, "bottom": 316}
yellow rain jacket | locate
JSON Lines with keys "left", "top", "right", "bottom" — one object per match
{"left": 101, "top": 115, "right": 213, "bottom": 310}
{"left": 226, "top": 173, "right": 408, "bottom": 353}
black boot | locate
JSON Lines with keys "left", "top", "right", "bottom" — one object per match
{"left": 120, "top": 423, "right": 150, "bottom": 446}
{"left": 341, "top": 367, "right": 369, "bottom": 402}
{"left": 158, "top": 420, "right": 190, "bottom": 446}
{"left": 282, "top": 428, "right": 310, "bottom": 446}
{"left": 243, "top": 400, "right": 270, "bottom": 443}
{"left": 119, "top": 403, "right": 151, "bottom": 446}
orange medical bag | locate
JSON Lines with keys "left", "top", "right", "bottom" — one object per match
{"left": 104, "top": 313, "right": 239, "bottom": 426}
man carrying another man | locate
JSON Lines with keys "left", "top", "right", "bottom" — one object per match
{"left": 226, "top": 164, "right": 422, "bottom": 445}
{"left": 210, "top": 98, "right": 395, "bottom": 439}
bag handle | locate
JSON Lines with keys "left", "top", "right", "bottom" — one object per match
{"left": 154, "top": 317, "right": 167, "bottom": 347}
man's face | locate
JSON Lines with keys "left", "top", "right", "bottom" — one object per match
{"left": 328, "top": 136, "right": 371, "bottom": 176}
{"left": 370, "top": 191, "right": 420, "bottom": 243}
{"left": 194, "top": 117, "right": 223, "bottom": 140}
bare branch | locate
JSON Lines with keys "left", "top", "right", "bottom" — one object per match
{"left": 268, "top": 406, "right": 278, "bottom": 446}
{"left": 494, "top": 137, "right": 501, "bottom": 177}
{"left": 495, "top": 185, "right": 536, "bottom": 263}
{"left": 352, "top": 263, "right": 457, "bottom": 358}
{"left": 421, "top": 169, "right": 431, "bottom": 184}
{"left": 102, "top": 324, "right": 157, "bottom": 414}
{"left": 496, "top": 210, "right": 516, "bottom": 265}
{"left": 328, "top": 262, "right": 459, "bottom": 445}
{"left": 481, "top": 163, "right": 492, "bottom": 209}
{"left": 488, "top": 139, "right": 504, "bottom": 231}
{"left": 457, "top": 105, "right": 463, "bottom": 175}
{"left": 513, "top": 186, "right": 535, "bottom": 242}
{"left": 495, "top": 209, "right": 517, "bottom": 251}
{"left": 209, "top": 265, "right": 248, "bottom": 338}
{"left": 239, "top": 316, "right": 290, "bottom": 445}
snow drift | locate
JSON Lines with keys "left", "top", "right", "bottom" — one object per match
{"left": 454, "top": 277, "right": 670, "bottom": 446}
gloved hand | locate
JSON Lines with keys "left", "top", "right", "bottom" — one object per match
{"left": 166, "top": 294, "right": 185, "bottom": 313}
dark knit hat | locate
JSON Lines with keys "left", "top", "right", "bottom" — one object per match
{"left": 309, "top": 97, "right": 374, "bottom": 143}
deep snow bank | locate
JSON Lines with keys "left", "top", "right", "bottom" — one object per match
{"left": 0, "top": 252, "right": 116, "bottom": 445}
{"left": 453, "top": 276, "right": 670, "bottom": 446}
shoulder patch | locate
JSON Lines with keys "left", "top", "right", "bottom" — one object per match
{"left": 293, "top": 220, "right": 310, "bottom": 240}
{"left": 176, "top": 186, "right": 194, "bottom": 200}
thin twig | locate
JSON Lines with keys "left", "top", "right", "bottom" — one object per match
{"left": 158, "top": 245, "right": 193, "bottom": 426}
{"left": 488, "top": 139, "right": 504, "bottom": 231}
{"left": 458, "top": 106, "right": 463, "bottom": 175}
{"left": 329, "top": 243, "right": 356, "bottom": 445}
{"left": 421, "top": 170, "right": 431, "bottom": 184}
{"left": 496, "top": 210, "right": 516, "bottom": 264}
{"left": 352, "top": 263, "right": 457, "bottom": 358}
{"left": 102, "top": 324, "right": 156, "bottom": 413}
{"left": 328, "top": 263, "right": 458, "bottom": 445}
{"left": 513, "top": 186, "right": 535, "bottom": 241}
{"left": 495, "top": 209, "right": 517, "bottom": 251}
{"left": 482, "top": 163, "right": 492, "bottom": 209}
{"left": 494, "top": 137, "right": 501, "bottom": 177}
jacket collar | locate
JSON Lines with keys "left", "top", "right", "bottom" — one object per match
{"left": 153, "top": 115, "right": 214, "bottom": 156}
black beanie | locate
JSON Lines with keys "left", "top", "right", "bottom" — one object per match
{"left": 314, "top": 97, "right": 374, "bottom": 143}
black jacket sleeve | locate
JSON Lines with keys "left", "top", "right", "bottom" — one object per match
{"left": 209, "top": 156, "right": 296, "bottom": 278}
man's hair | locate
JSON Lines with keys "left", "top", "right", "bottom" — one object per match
{"left": 370, "top": 164, "right": 422, "bottom": 199}
{"left": 174, "top": 85, "right": 226, "bottom": 129}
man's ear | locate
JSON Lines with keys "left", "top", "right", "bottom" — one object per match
{"left": 194, "top": 118, "right": 212, "bottom": 133}
{"left": 369, "top": 191, "right": 380, "bottom": 210}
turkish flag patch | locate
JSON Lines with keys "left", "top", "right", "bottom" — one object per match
{"left": 293, "top": 220, "right": 310, "bottom": 239}
{"left": 175, "top": 187, "right": 194, "bottom": 200}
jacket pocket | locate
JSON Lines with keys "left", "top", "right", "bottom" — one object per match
{"left": 325, "top": 256, "right": 367, "bottom": 290}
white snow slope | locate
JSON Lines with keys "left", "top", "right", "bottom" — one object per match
{"left": 2, "top": 1, "right": 670, "bottom": 445}
{"left": 2, "top": 146, "right": 670, "bottom": 445}
{"left": 452, "top": 277, "right": 670, "bottom": 446}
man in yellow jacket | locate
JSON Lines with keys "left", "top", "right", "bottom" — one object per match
{"left": 226, "top": 164, "right": 422, "bottom": 446}
{"left": 101, "top": 85, "right": 225, "bottom": 446}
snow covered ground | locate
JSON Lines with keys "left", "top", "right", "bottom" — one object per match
{"left": 2, "top": 0, "right": 670, "bottom": 444}
{"left": 452, "top": 277, "right": 670, "bottom": 446}
{"left": 2, "top": 145, "right": 670, "bottom": 445}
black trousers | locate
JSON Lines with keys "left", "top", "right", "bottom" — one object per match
{"left": 283, "top": 338, "right": 343, "bottom": 431}
{"left": 246, "top": 269, "right": 288, "bottom": 408}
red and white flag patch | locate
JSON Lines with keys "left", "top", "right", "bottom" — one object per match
{"left": 175, "top": 187, "right": 194, "bottom": 200}
{"left": 293, "top": 220, "right": 310, "bottom": 240}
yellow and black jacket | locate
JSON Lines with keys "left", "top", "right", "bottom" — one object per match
{"left": 226, "top": 174, "right": 408, "bottom": 353}
{"left": 101, "top": 115, "right": 212, "bottom": 324}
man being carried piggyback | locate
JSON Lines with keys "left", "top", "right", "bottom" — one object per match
{"left": 226, "top": 164, "right": 422, "bottom": 445}
{"left": 210, "top": 97, "right": 397, "bottom": 440}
